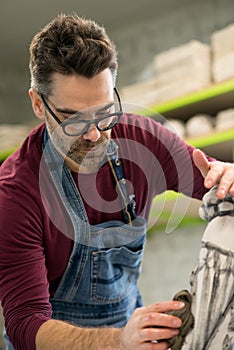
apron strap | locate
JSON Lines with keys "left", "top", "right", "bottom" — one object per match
{"left": 107, "top": 155, "right": 137, "bottom": 225}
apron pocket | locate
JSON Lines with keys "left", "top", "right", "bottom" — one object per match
{"left": 91, "top": 240, "right": 144, "bottom": 303}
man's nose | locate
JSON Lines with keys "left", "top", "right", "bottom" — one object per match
{"left": 82, "top": 125, "right": 101, "bottom": 142}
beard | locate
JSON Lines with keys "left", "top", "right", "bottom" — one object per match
{"left": 45, "top": 116, "right": 110, "bottom": 169}
{"left": 65, "top": 137, "right": 110, "bottom": 168}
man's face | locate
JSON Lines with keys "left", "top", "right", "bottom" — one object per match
{"left": 44, "top": 69, "right": 115, "bottom": 173}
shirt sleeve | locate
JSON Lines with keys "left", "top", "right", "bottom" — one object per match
{"left": 0, "top": 170, "right": 52, "bottom": 350}
{"left": 119, "top": 114, "right": 215, "bottom": 200}
{"left": 142, "top": 117, "right": 215, "bottom": 199}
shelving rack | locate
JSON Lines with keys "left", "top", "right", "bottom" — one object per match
{"left": 146, "top": 79, "right": 234, "bottom": 229}
{"left": 147, "top": 79, "right": 234, "bottom": 162}
{"left": 0, "top": 147, "right": 17, "bottom": 165}
{"left": 147, "top": 79, "right": 234, "bottom": 119}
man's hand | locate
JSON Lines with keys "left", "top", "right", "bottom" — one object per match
{"left": 119, "top": 301, "right": 184, "bottom": 349}
{"left": 36, "top": 302, "right": 184, "bottom": 350}
{"left": 193, "top": 149, "right": 234, "bottom": 199}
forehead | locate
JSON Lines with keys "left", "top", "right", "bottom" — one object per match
{"left": 50, "top": 69, "right": 114, "bottom": 110}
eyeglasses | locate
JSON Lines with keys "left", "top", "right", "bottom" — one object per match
{"left": 40, "top": 88, "right": 123, "bottom": 137}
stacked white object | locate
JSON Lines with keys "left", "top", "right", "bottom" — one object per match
{"left": 121, "top": 78, "right": 161, "bottom": 111}
{"left": 165, "top": 108, "right": 234, "bottom": 140}
{"left": 215, "top": 108, "right": 234, "bottom": 131}
{"left": 211, "top": 24, "right": 234, "bottom": 82}
{"left": 152, "top": 40, "right": 211, "bottom": 103}
{"left": 121, "top": 40, "right": 211, "bottom": 109}
{"left": 185, "top": 114, "right": 214, "bottom": 138}
{"left": 0, "top": 124, "right": 30, "bottom": 150}
{"left": 154, "top": 40, "right": 211, "bottom": 86}
{"left": 164, "top": 119, "right": 186, "bottom": 139}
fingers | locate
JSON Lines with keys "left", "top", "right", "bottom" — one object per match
{"left": 139, "top": 303, "right": 183, "bottom": 329}
{"left": 204, "top": 161, "right": 234, "bottom": 199}
{"left": 203, "top": 161, "right": 224, "bottom": 189}
{"left": 140, "top": 312, "right": 181, "bottom": 330}
{"left": 193, "top": 149, "right": 234, "bottom": 199}
{"left": 193, "top": 149, "right": 210, "bottom": 178}
{"left": 144, "top": 300, "right": 185, "bottom": 314}
{"left": 140, "top": 340, "right": 171, "bottom": 350}
{"left": 215, "top": 163, "right": 234, "bottom": 198}
{"left": 140, "top": 326, "right": 180, "bottom": 342}
{"left": 120, "top": 301, "right": 184, "bottom": 349}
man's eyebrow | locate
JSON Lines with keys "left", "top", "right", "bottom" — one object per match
{"left": 55, "top": 102, "right": 114, "bottom": 115}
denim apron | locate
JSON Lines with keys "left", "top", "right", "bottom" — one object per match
{"left": 45, "top": 131, "right": 147, "bottom": 327}
{"left": 4, "top": 131, "right": 147, "bottom": 349}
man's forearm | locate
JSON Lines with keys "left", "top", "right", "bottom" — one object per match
{"left": 35, "top": 302, "right": 185, "bottom": 349}
{"left": 36, "top": 319, "right": 122, "bottom": 350}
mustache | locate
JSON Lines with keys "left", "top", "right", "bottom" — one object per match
{"left": 70, "top": 135, "right": 109, "bottom": 149}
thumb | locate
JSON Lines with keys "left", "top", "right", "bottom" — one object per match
{"left": 193, "top": 149, "right": 210, "bottom": 178}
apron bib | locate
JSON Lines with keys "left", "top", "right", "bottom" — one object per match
{"left": 42, "top": 131, "right": 147, "bottom": 328}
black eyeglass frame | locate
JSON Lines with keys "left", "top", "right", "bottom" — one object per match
{"left": 40, "top": 87, "right": 123, "bottom": 137}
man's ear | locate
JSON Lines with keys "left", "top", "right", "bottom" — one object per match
{"left": 28, "top": 88, "right": 45, "bottom": 120}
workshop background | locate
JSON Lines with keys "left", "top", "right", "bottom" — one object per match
{"left": 1, "top": 0, "right": 234, "bottom": 348}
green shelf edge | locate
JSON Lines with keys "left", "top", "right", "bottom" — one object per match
{"left": 145, "top": 79, "right": 234, "bottom": 115}
{"left": 147, "top": 215, "right": 204, "bottom": 235}
{"left": 147, "top": 190, "right": 204, "bottom": 233}
{"left": 0, "top": 147, "right": 18, "bottom": 164}
{"left": 186, "top": 128, "right": 234, "bottom": 148}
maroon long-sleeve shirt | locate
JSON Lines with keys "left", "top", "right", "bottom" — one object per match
{"left": 0, "top": 114, "right": 211, "bottom": 349}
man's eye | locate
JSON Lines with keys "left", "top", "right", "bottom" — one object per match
{"left": 63, "top": 113, "right": 81, "bottom": 121}
{"left": 61, "top": 114, "right": 69, "bottom": 120}
{"left": 97, "top": 109, "right": 111, "bottom": 117}
{"left": 96, "top": 113, "right": 107, "bottom": 118}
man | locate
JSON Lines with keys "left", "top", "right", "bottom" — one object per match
{"left": 0, "top": 14, "right": 233, "bottom": 350}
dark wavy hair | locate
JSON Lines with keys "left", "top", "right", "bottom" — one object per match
{"left": 29, "top": 13, "right": 118, "bottom": 96}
